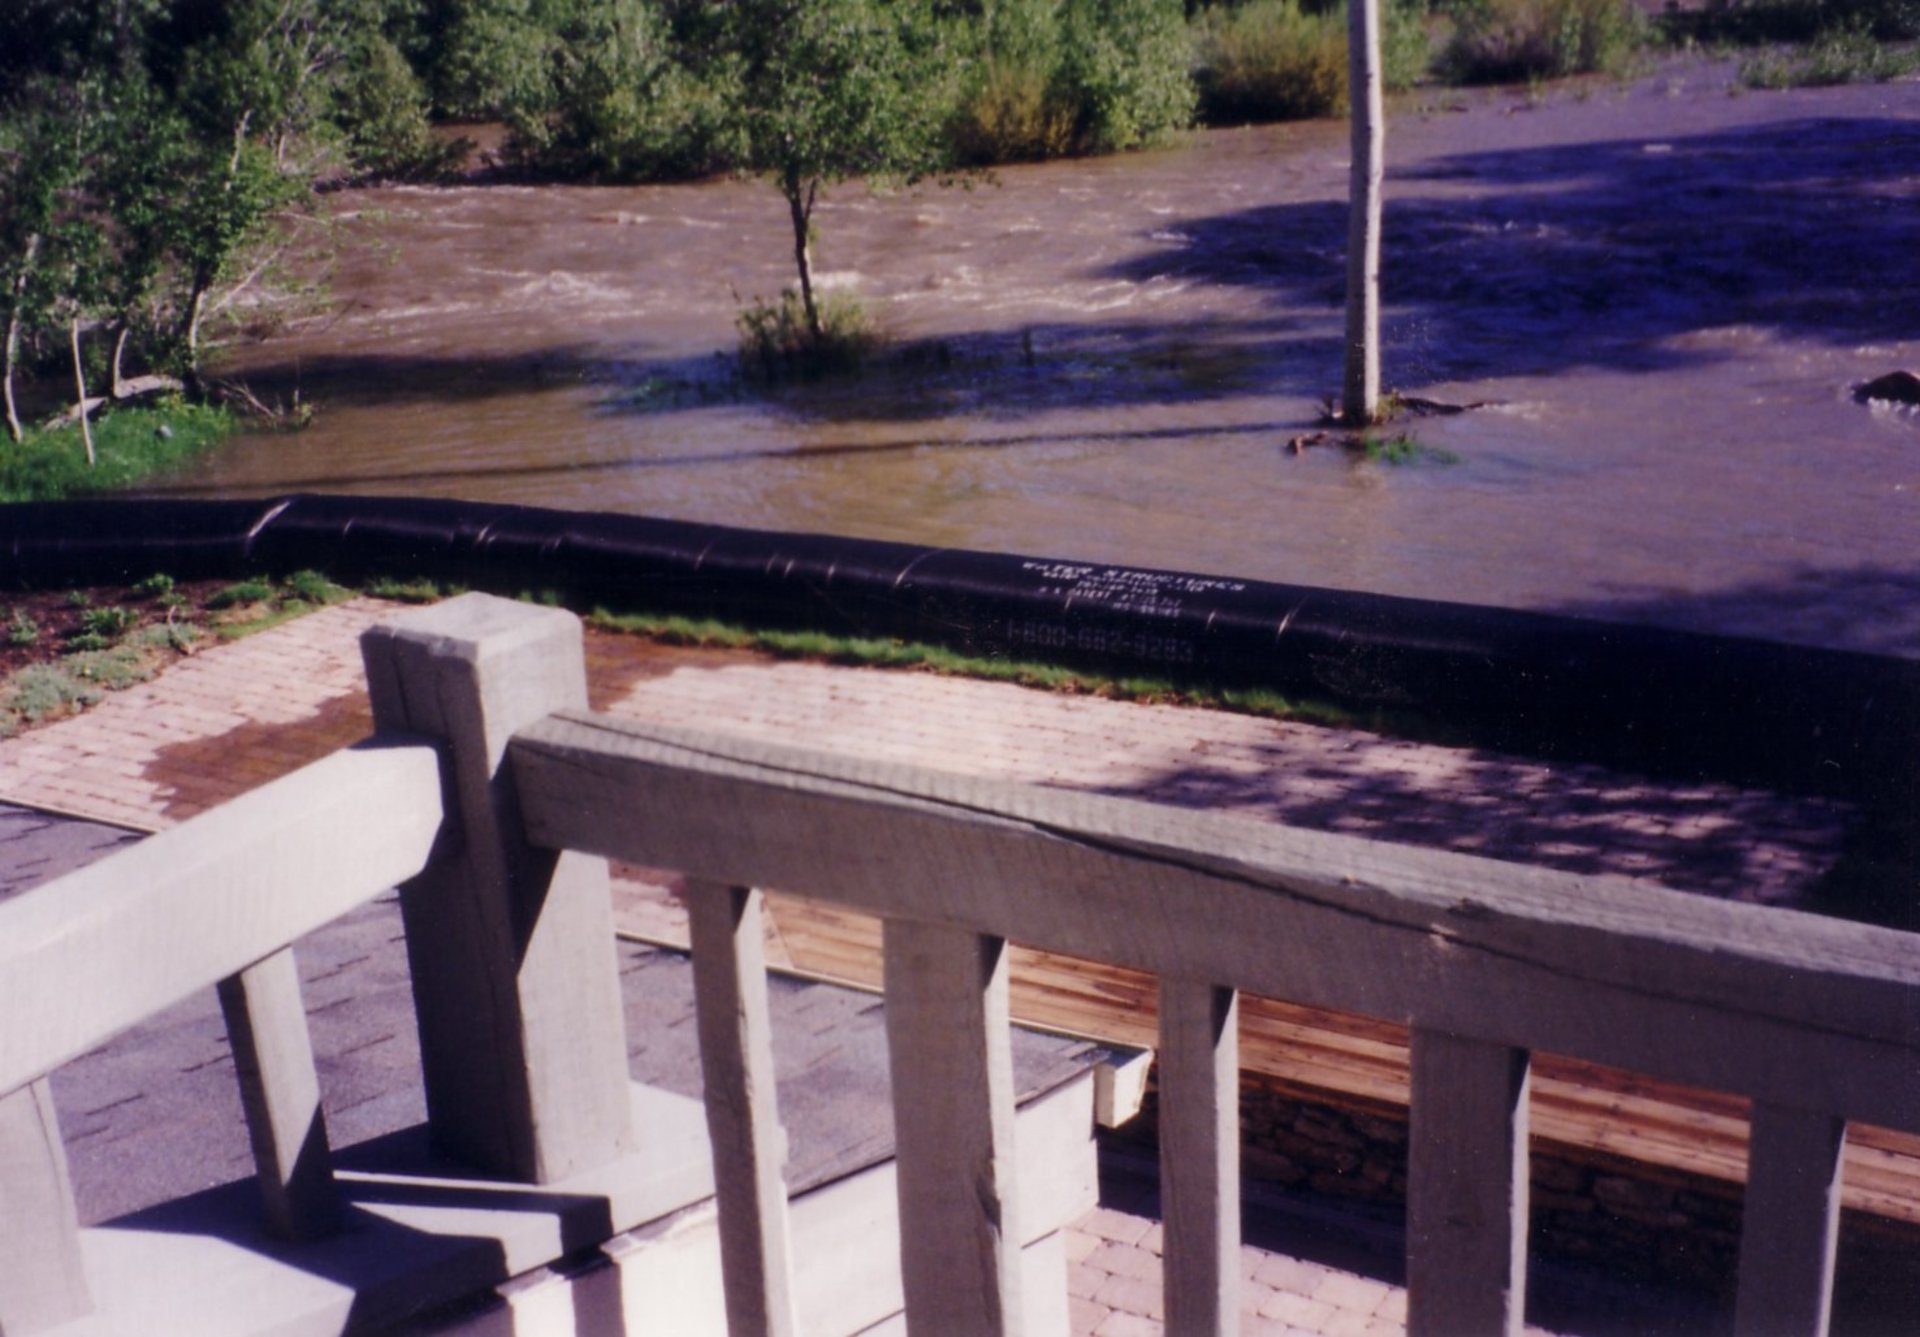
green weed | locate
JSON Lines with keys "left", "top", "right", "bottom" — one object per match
{"left": 6, "top": 609, "right": 39, "bottom": 647}
{"left": 736, "top": 290, "right": 877, "bottom": 380}
{"left": 7, "top": 665, "right": 102, "bottom": 722}
{"left": 282, "top": 569, "right": 352, "bottom": 605}
{"left": 209, "top": 579, "right": 277, "bottom": 609}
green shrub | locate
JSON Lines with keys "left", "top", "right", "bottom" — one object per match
{"left": 63, "top": 646, "right": 154, "bottom": 690}
{"left": 6, "top": 609, "right": 39, "bottom": 647}
{"left": 132, "top": 573, "right": 176, "bottom": 601}
{"left": 283, "top": 569, "right": 351, "bottom": 604}
{"left": 68, "top": 606, "right": 139, "bottom": 650}
{"left": 737, "top": 290, "right": 876, "bottom": 379}
{"left": 950, "top": 51, "right": 1079, "bottom": 162}
{"left": 1738, "top": 21, "right": 1920, "bottom": 83}
{"left": 1441, "top": 0, "right": 1646, "bottom": 81}
{"left": 1679, "top": 0, "right": 1920, "bottom": 43}
{"left": 209, "top": 579, "right": 277, "bottom": 609}
{"left": 7, "top": 665, "right": 100, "bottom": 722}
{"left": 1193, "top": 1, "right": 1433, "bottom": 125}
{"left": 950, "top": 0, "right": 1195, "bottom": 162}
{"left": 1197, "top": 0, "right": 1349, "bottom": 120}
{"left": 498, "top": 0, "right": 744, "bottom": 180}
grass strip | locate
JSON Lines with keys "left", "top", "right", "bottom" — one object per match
{"left": 0, "top": 402, "right": 236, "bottom": 503}
{"left": 583, "top": 606, "right": 1461, "bottom": 741}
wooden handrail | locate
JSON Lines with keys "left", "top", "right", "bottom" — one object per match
{"left": 0, "top": 741, "right": 443, "bottom": 1098}
{"left": 508, "top": 710, "right": 1920, "bottom": 1132}
{"left": 504, "top": 700, "right": 1920, "bottom": 1336}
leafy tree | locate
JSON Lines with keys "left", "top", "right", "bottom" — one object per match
{"left": 499, "top": 0, "right": 741, "bottom": 179}
{"left": 731, "top": 0, "right": 958, "bottom": 341}
{"left": 0, "top": 82, "right": 90, "bottom": 442}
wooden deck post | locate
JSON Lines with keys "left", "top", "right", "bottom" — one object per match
{"left": 1407, "top": 1029, "right": 1531, "bottom": 1337}
{"left": 216, "top": 947, "right": 339, "bottom": 1240}
{"left": 883, "top": 919, "right": 1025, "bottom": 1335}
{"left": 0, "top": 1079, "right": 90, "bottom": 1333}
{"left": 686, "top": 880, "right": 798, "bottom": 1337}
{"left": 1733, "top": 1103, "right": 1846, "bottom": 1337}
{"left": 362, "top": 594, "right": 634, "bottom": 1183}
{"left": 1159, "top": 980, "right": 1240, "bottom": 1337}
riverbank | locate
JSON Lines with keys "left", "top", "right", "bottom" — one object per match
{"left": 0, "top": 403, "right": 235, "bottom": 504}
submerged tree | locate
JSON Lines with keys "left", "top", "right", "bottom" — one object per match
{"left": 1342, "top": 0, "right": 1384, "bottom": 425}
{"left": 730, "top": 0, "right": 955, "bottom": 342}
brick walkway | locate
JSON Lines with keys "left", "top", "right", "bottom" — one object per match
{"left": 0, "top": 598, "right": 1867, "bottom": 1335}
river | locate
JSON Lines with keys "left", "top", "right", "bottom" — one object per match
{"left": 151, "top": 59, "right": 1920, "bottom": 658}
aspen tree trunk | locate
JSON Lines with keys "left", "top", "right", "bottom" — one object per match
{"left": 3, "top": 235, "right": 38, "bottom": 443}
{"left": 1342, "top": 0, "right": 1385, "bottom": 426}
{"left": 70, "top": 318, "right": 95, "bottom": 466}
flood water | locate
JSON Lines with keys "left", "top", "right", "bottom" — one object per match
{"left": 157, "top": 60, "right": 1920, "bottom": 657}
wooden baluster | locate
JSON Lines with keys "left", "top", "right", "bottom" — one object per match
{"left": 1159, "top": 980, "right": 1240, "bottom": 1337}
{"left": 362, "top": 594, "right": 634, "bottom": 1183}
{"left": 883, "top": 919, "right": 1025, "bottom": 1335}
{"left": 1407, "top": 1029, "right": 1531, "bottom": 1337}
{"left": 686, "top": 880, "right": 798, "bottom": 1337}
{"left": 0, "top": 1079, "right": 90, "bottom": 1333}
{"left": 1733, "top": 1103, "right": 1846, "bottom": 1337}
{"left": 217, "top": 946, "right": 339, "bottom": 1240}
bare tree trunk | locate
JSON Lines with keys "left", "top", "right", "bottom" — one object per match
{"left": 4, "top": 235, "right": 38, "bottom": 444}
{"left": 1342, "top": 0, "right": 1385, "bottom": 426}
{"left": 785, "top": 174, "right": 821, "bottom": 341}
{"left": 111, "top": 325, "right": 130, "bottom": 399}
{"left": 70, "top": 317, "right": 95, "bottom": 467}
{"left": 2, "top": 310, "right": 22, "bottom": 445}
{"left": 181, "top": 281, "right": 208, "bottom": 391}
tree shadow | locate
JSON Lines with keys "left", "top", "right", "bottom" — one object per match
{"left": 1104, "top": 116, "right": 1920, "bottom": 382}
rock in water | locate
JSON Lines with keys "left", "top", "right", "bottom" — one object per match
{"left": 1854, "top": 370, "right": 1920, "bottom": 405}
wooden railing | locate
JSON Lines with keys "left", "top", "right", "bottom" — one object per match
{"left": 4, "top": 592, "right": 1917, "bottom": 1337}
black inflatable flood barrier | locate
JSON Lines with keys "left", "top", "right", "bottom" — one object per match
{"left": 3, "top": 493, "right": 1914, "bottom": 805}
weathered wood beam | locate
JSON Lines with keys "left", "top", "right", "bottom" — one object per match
{"left": 508, "top": 714, "right": 1920, "bottom": 1133}
{"left": 686, "top": 880, "right": 798, "bottom": 1337}
{"left": 217, "top": 947, "right": 340, "bottom": 1241}
{"left": 1159, "top": 980, "right": 1240, "bottom": 1337}
{"left": 1733, "top": 1103, "right": 1847, "bottom": 1337}
{"left": 0, "top": 741, "right": 442, "bottom": 1097}
{"left": 1407, "top": 1030, "right": 1530, "bottom": 1337}
{"left": 362, "top": 595, "right": 634, "bottom": 1184}
{"left": 0, "top": 1079, "right": 89, "bottom": 1334}
{"left": 883, "top": 920, "right": 1025, "bottom": 1335}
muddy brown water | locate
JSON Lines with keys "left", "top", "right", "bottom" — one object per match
{"left": 151, "top": 61, "right": 1920, "bottom": 657}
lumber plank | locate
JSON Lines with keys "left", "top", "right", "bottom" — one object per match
{"left": 1407, "top": 1031, "right": 1531, "bottom": 1337}
{"left": 685, "top": 881, "right": 798, "bottom": 1337}
{"left": 883, "top": 920, "right": 1025, "bottom": 1335}
{"left": 217, "top": 947, "right": 340, "bottom": 1241}
{"left": 0, "top": 1079, "right": 89, "bottom": 1333}
{"left": 1159, "top": 980, "right": 1241, "bottom": 1337}
{"left": 363, "top": 595, "right": 634, "bottom": 1184}
{"left": 1734, "top": 1104, "right": 1846, "bottom": 1337}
